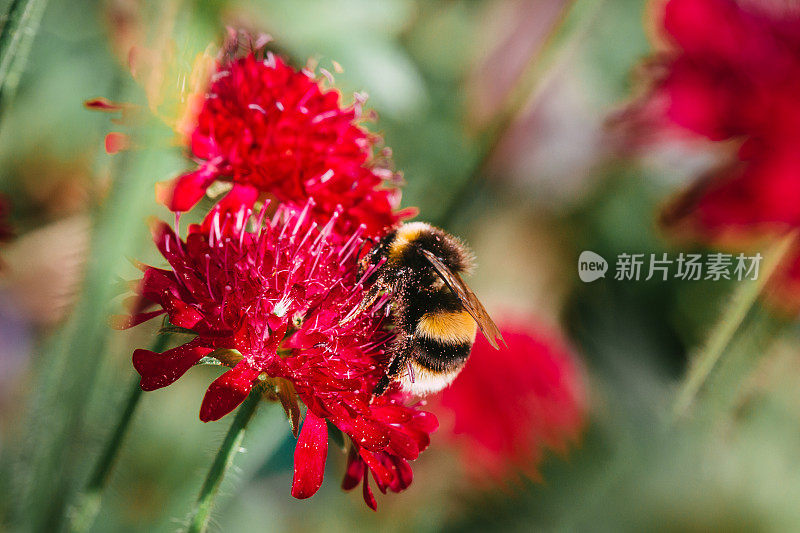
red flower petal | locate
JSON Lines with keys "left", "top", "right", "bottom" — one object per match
{"left": 360, "top": 450, "right": 395, "bottom": 493}
{"left": 105, "top": 132, "right": 130, "bottom": 154}
{"left": 410, "top": 410, "right": 439, "bottom": 434}
{"left": 391, "top": 455, "right": 413, "bottom": 490}
{"left": 156, "top": 163, "right": 218, "bottom": 212}
{"left": 133, "top": 341, "right": 212, "bottom": 391}
{"left": 341, "top": 448, "right": 365, "bottom": 490}
{"left": 349, "top": 417, "right": 390, "bottom": 450}
{"left": 662, "top": 60, "right": 740, "bottom": 141}
{"left": 362, "top": 471, "right": 377, "bottom": 511}
{"left": 200, "top": 184, "right": 260, "bottom": 235}
{"left": 664, "top": 0, "right": 736, "bottom": 55}
{"left": 161, "top": 297, "right": 205, "bottom": 329}
{"left": 385, "top": 426, "right": 419, "bottom": 460}
{"left": 291, "top": 411, "right": 328, "bottom": 499}
{"left": 84, "top": 97, "right": 125, "bottom": 111}
{"left": 199, "top": 365, "right": 261, "bottom": 422}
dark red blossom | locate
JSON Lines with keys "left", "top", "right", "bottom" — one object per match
{"left": 620, "top": 0, "right": 800, "bottom": 311}
{"left": 628, "top": 0, "right": 800, "bottom": 236}
{"left": 119, "top": 202, "right": 436, "bottom": 507}
{"left": 433, "top": 317, "right": 586, "bottom": 482}
{"left": 157, "top": 51, "right": 409, "bottom": 237}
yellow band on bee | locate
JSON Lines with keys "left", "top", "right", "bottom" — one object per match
{"left": 389, "top": 222, "right": 429, "bottom": 260}
{"left": 415, "top": 310, "right": 477, "bottom": 344}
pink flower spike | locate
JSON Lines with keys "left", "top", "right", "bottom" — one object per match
{"left": 291, "top": 411, "right": 329, "bottom": 499}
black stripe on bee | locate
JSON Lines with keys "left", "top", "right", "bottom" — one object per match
{"left": 412, "top": 337, "right": 472, "bottom": 374}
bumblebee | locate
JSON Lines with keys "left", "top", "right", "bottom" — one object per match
{"left": 352, "top": 222, "right": 504, "bottom": 396}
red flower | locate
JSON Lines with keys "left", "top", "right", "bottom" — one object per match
{"left": 620, "top": 0, "right": 800, "bottom": 311}
{"left": 157, "top": 50, "right": 409, "bottom": 238}
{"left": 118, "top": 200, "right": 436, "bottom": 508}
{"left": 433, "top": 317, "right": 586, "bottom": 482}
{"left": 628, "top": 0, "right": 800, "bottom": 236}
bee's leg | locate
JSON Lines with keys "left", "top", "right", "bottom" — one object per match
{"left": 373, "top": 376, "right": 391, "bottom": 396}
{"left": 361, "top": 280, "right": 385, "bottom": 310}
{"left": 341, "top": 279, "right": 386, "bottom": 324}
{"left": 374, "top": 332, "right": 414, "bottom": 396}
{"left": 355, "top": 237, "right": 374, "bottom": 265}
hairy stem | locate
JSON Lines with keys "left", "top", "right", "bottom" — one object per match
{"left": 0, "top": 0, "right": 49, "bottom": 115}
{"left": 671, "top": 232, "right": 798, "bottom": 420}
{"left": 186, "top": 390, "right": 262, "bottom": 533}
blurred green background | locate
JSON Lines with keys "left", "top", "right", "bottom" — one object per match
{"left": 2, "top": 0, "right": 799, "bottom": 531}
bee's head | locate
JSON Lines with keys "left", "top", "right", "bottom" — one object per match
{"left": 358, "top": 230, "right": 397, "bottom": 274}
{"left": 358, "top": 239, "right": 380, "bottom": 269}
{"left": 411, "top": 226, "right": 475, "bottom": 276}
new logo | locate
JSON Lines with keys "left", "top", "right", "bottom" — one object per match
{"left": 578, "top": 251, "right": 607, "bottom": 283}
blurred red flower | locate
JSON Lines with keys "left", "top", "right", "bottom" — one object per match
{"left": 433, "top": 317, "right": 586, "bottom": 482}
{"left": 621, "top": 0, "right": 800, "bottom": 235}
{"left": 623, "top": 0, "right": 800, "bottom": 310}
{"left": 118, "top": 201, "right": 436, "bottom": 508}
{"left": 157, "top": 50, "right": 410, "bottom": 238}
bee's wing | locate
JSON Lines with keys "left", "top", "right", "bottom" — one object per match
{"left": 420, "top": 249, "right": 505, "bottom": 349}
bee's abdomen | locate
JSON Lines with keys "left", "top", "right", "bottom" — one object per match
{"left": 412, "top": 336, "right": 472, "bottom": 373}
{"left": 411, "top": 309, "right": 477, "bottom": 374}
{"left": 415, "top": 309, "right": 477, "bottom": 345}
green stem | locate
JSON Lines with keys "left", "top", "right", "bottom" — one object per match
{"left": 435, "top": 0, "right": 603, "bottom": 229}
{"left": 671, "top": 232, "right": 798, "bottom": 420}
{"left": 0, "top": 0, "right": 49, "bottom": 114}
{"left": 186, "top": 390, "right": 262, "bottom": 533}
{"left": 0, "top": 0, "right": 21, "bottom": 37}
{"left": 16, "top": 115, "right": 182, "bottom": 532}
{"left": 699, "top": 305, "right": 789, "bottom": 420}
{"left": 67, "top": 334, "right": 170, "bottom": 533}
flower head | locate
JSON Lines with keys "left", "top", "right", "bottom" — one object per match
{"left": 118, "top": 201, "right": 436, "bottom": 507}
{"left": 157, "top": 49, "right": 408, "bottom": 238}
{"left": 433, "top": 317, "right": 586, "bottom": 482}
{"left": 627, "top": 0, "right": 800, "bottom": 236}
{"left": 618, "top": 0, "right": 800, "bottom": 312}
